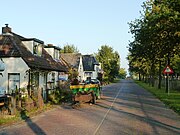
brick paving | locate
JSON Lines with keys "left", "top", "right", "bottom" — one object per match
{"left": 0, "top": 80, "right": 179, "bottom": 135}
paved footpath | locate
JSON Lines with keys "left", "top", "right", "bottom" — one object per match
{"left": 0, "top": 80, "right": 180, "bottom": 135}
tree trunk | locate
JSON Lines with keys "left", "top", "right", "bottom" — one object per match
{"left": 152, "top": 76, "right": 155, "bottom": 87}
{"left": 139, "top": 72, "right": 141, "bottom": 81}
{"left": 158, "top": 60, "right": 162, "bottom": 89}
{"left": 151, "top": 63, "right": 155, "bottom": 87}
{"left": 142, "top": 74, "right": 145, "bottom": 82}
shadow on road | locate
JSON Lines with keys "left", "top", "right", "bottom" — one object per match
{"left": 20, "top": 110, "right": 46, "bottom": 135}
{"left": 98, "top": 80, "right": 180, "bottom": 134}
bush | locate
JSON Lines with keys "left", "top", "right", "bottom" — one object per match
{"left": 49, "top": 89, "right": 72, "bottom": 104}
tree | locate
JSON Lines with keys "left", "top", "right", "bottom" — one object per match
{"left": 128, "top": 0, "right": 180, "bottom": 91}
{"left": 119, "top": 68, "right": 127, "bottom": 79}
{"left": 95, "top": 45, "right": 120, "bottom": 82}
{"left": 60, "top": 43, "right": 79, "bottom": 53}
{"left": 171, "top": 54, "right": 180, "bottom": 76}
{"left": 68, "top": 68, "right": 79, "bottom": 81}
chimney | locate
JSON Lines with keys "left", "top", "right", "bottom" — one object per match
{"left": 47, "top": 44, "right": 54, "bottom": 47}
{"left": 2, "top": 24, "right": 12, "bottom": 34}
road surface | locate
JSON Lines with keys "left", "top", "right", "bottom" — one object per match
{"left": 0, "top": 80, "right": 180, "bottom": 135}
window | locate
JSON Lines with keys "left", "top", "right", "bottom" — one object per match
{"left": 33, "top": 42, "right": 42, "bottom": 56}
{"left": 33, "top": 42, "right": 38, "bottom": 55}
{"left": 85, "top": 72, "right": 92, "bottom": 78}
{"left": 52, "top": 73, "right": 55, "bottom": 82}
{"left": 54, "top": 49, "right": 59, "bottom": 59}
{"left": 96, "top": 66, "right": 99, "bottom": 72}
{"left": 0, "top": 59, "right": 5, "bottom": 72}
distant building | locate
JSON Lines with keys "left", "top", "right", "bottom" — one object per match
{"left": 61, "top": 53, "right": 102, "bottom": 82}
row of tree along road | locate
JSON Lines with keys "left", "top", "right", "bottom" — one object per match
{"left": 128, "top": 0, "right": 180, "bottom": 92}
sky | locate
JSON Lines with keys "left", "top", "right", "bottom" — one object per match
{"left": 0, "top": 0, "right": 145, "bottom": 73}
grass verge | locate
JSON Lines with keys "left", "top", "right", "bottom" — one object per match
{"left": 135, "top": 80, "right": 180, "bottom": 115}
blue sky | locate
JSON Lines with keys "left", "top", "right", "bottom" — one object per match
{"left": 0, "top": 0, "right": 145, "bottom": 72}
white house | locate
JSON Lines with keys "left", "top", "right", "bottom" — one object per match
{"left": 82, "top": 55, "right": 102, "bottom": 81}
{"left": 61, "top": 53, "right": 102, "bottom": 82}
{"left": 0, "top": 24, "right": 67, "bottom": 101}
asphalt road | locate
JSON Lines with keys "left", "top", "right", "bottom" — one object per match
{"left": 0, "top": 80, "right": 180, "bottom": 135}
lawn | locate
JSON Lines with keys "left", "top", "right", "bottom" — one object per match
{"left": 135, "top": 80, "right": 180, "bottom": 115}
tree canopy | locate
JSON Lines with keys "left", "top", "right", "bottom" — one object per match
{"left": 119, "top": 68, "right": 127, "bottom": 79}
{"left": 95, "top": 45, "right": 120, "bottom": 82}
{"left": 128, "top": 0, "right": 180, "bottom": 87}
{"left": 60, "top": 44, "right": 79, "bottom": 53}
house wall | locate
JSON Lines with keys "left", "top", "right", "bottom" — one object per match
{"left": 78, "top": 56, "right": 84, "bottom": 81}
{"left": 83, "top": 72, "right": 97, "bottom": 80}
{"left": 54, "top": 49, "right": 60, "bottom": 60}
{"left": 92, "top": 65, "right": 100, "bottom": 79}
{"left": 82, "top": 65, "right": 100, "bottom": 81}
{"left": 22, "top": 41, "right": 33, "bottom": 53}
{"left": 92, "top": 71, "right": 98, "bottom": 79}
{"left": 84, "top": 72, "right": 92, "bottom": 80}
{"left": 44, "top": 48, "right": 54, "bottom": 59}
{"left": 0, "top": 57, "right": 30, "bottom": 94}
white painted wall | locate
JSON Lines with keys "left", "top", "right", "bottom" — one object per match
{"left": 54, "top": 49, "right": 59, "bottom": 60}
{"left": 22, "top": 41, "right": 33, "bottom": 53}
{"left": 78, "top": 56, "right": 84, "bottom": 81}
{"left": 44, "top": 48, "right": 54, "bottom": 59}
{"left": 0, "top": 57, "right": 30, "bottom": 94}
{"left": 81, "top": 65, "right": 100, "bottom": 80}
{"left": 84, "top": 72, "right": 92, "bottom": 80}
{"left": 92, "top": 65, "right": 100, "bottom": 79}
